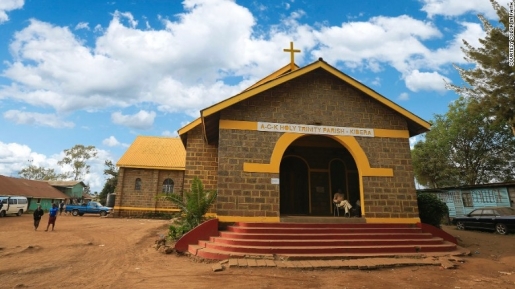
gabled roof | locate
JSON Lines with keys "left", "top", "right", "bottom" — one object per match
{"left": 117, "top": 136, "right": 186, "bottom": 170}
{"left": 242, "top": 63, "right": 299, "bottom": 92}
{"left": 0, "top": 175, "right": 69, "bottom": 199}
{"left": 179, "top": 58, "right": 431, "bottom": 144}
{"left": 47, "top": 180, "right": 86, "bottom": 188}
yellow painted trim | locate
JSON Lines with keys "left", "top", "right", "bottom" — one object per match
{"left": 243, "top": 63, "right": 294, "bottom": 92}
{"left": 201, "top": 61, "right": 430, "bottom": 132}
{"left": 113, "top": 206, "right": 181, "bottom": 212}
{"left": 177, "top": 118, "right": 202, "bottom": 136}
{"left": 374, "top": 129, "right": 410, "bottom": 138}
{"left": 219, "top": 120, "right": 410, "bottom": 139}
{"left": 217, "top": 216, "right": 280, "bottom": 223}
{"left": 219, "top": 120, "right": 257, "bottom": 130}
{"left": 365, "top": 217, "right": 421, "bottom": 224}
{"left": 243, "top": 133, "right": 393, "bottom": 178}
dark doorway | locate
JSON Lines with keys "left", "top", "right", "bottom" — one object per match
{"left": 279, "top": 157, "right": 309, "bottom": 215}
{"left": 279, "top": 135, "right": 360, "bottom": 216}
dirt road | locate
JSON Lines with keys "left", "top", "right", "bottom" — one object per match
{"left": 1, "top": 214, "right": 515, "bottom": 289}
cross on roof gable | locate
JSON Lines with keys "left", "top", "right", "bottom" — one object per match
{"left": 178, "top": 58, "right": 430, "bottom": 145}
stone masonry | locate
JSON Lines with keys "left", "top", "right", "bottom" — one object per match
{"left": 115, "top": 167, "right": 184, "bottom": 217}
{"left": 212, "top": 69, "right": 420, "bottom": 219}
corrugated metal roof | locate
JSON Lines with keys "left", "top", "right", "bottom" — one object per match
{"left": 47, "top": 180, "right": 86, "bottom": 187}
{"left": 0, "top": 175, "right": 69, "bottom": 199}
{"left": 116, "top": 136, "right": 186, "bottom": 170}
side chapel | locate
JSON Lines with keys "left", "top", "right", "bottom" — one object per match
{"left": 114, "top": 43, "right": 430, "bottom": 224}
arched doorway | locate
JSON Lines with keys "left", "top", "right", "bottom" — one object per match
{"left": 279, "top": 135, "right": 359, "bottom": 216}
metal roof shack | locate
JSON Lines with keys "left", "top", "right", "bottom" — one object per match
{"left": 0, "top": 175, "right": 68, "bottom": 199}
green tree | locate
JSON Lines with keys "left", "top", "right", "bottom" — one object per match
{"left": 18, "top": 164, "right": 66, "bottom": 180}
{"left": 57, "top": 145, "right": 98, "bottom": 181}
{"left": 99, "top": 160, "right": 118, "bottom": 206}
{"left": 412, "top": 96, "right": 515, "bottom": 188}
{"left": 164, "top": 177, "right": 217, "bottom": 240}
{"left": 448, "top": 0, "right": 515, "bottom": 135}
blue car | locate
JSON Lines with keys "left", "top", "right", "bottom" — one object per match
{"left": 453, "top": 207, "right": 515, "bottom": 235}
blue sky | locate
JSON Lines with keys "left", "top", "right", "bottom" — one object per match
{"left": 0, "top": 0, "right": 510, "bottom": 192}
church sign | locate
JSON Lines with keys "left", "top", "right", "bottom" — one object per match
{"left": 257, "top": 122, "right": 375, "bottom": 137}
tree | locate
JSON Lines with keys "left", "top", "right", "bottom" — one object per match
{"left": 57, "top": 145, "right": 98, "bottom": 181}
{"left": 99, "top": 160, "right": 118, "bottom": 205}
{"left": 18, "top": 165, "right": 66, "bottom": 180}
{"left": 448, "top": 0, "right": 515, "bottom": 135}
{"left": 412, "top": 96, "right": 515, "bottom": 188}
{"left": 165, "top": 177, "right": 217, "bottom": 240}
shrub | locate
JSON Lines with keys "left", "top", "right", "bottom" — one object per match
{"left": 163, "top": 177, "right": 217, "bottom": 241}
{"left": 417, "top": 193, "right": 449, "bottom": 228}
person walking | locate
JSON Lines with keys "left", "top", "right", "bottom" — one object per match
{"left": 45, "top": 203, "right": 59, "bottom": 232}
{"left": 59, "top": 200, "right": 65, "bottom": 215}
{"left": 33, "top": 205, "right": 44, "bottom": 230}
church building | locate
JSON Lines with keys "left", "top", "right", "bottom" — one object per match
{"left": 114, "top": 43, "right": 430, "bottom": 224}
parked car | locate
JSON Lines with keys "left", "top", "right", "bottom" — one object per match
{"left": 452, "top": 207, "right": 515, "bottom": 235}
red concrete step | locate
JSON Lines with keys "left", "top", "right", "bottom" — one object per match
{"left": 201, "top": 242, "right": 456, "bottom": 255}
{"left": 187, "top": 222, "right": 458, "bottom": 260}
{"left": 208, "top": 237, "right": 445, "bottom": 247}
{"left": 219, "top": 231, "right": 434, "bottom": 240}
{"left": 227, "top": 226, "right": 422, "bottom": 234}
{"left": 190, "top": 244, "right": 459, "bottom": 261}
{"left": 235, "top": 222, "right": 416, "bottom": 229}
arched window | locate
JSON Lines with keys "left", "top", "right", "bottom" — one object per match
{"left": 162, "top": 178, "right": 174, "bottom": 194}
{"left": 135, "top": 178, "right": 142, "bottom": 190}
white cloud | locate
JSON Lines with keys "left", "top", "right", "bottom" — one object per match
{"left": 398, "top": 92, "right": 409, "bottom": 101}
{"left": 420, "top": 0, "right": 512, "bottom": 19}
{"left": 102, "top": 136, "right": 130, "bottom": 148}
{"left": 405, "top": 70, "right": 450, "bottom": 92}
{"left": 0, "top": 0, "right": 494, "bottom": 118}
{"left": 75, "top": 22, "right": 90, "bottom": 30}
{"left": 370, "top": 77, "right": 381, "bottom": 86}
{"left": 0, "top": 140, "right": 114, "bottom": 193}
{"left": 0, "top": 0, "right": 24, "bottom": 24}
{"left": 102, "top": 136, "right": 120, "bottom": 147}
{"left": 3, "top": 110, "right": 74, "bottom": 128}
{"left": 162, "top": 130, "right": 178, "bottom": 137}
{"left": 312, "top": 15, "right": 441, "bottom": 73}
{"left": 111, "top": 110, "right": 156, "bottom": 130}
{"left": 0, "top": 1, "right": 259, "bottom": 116}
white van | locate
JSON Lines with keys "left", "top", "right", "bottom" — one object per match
{"left": 0, "top": 196, "right": 29, "bottom": 217}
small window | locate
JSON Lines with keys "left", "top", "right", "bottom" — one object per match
{"left": 8, "top": 199, "right": 17, "bottom": 205}
{"left": 462, "top": 192, "right": 473, "bottom": 207}
{"left": 18, "top": 198, "right": 27, "bottom": 204}
{"left": 135, "top": 178, "right": 142, "bottom": 190}
{"left": 162, "top": 178, "right": 174, "bottom": 194}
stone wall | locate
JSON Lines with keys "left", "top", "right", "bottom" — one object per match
{"left": 114, "top": 167, "right": 184, "bottom": 217}
{"left": 217, "top": 69, "right": 419, "bottom": 218}
{"left": 183, "top": 125, "right": 219, "bottom": 213}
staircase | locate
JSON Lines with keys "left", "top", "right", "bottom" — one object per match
{"left": 187, "top": 222, "right": 458, "bottom": 260}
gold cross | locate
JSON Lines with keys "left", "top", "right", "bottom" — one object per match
{"left": 283, "top": 42, "right": 300, "bottom": 71}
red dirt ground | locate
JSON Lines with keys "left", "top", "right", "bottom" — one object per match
{"left": 1, "top": 214, "right": 515, "bottom": 289}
